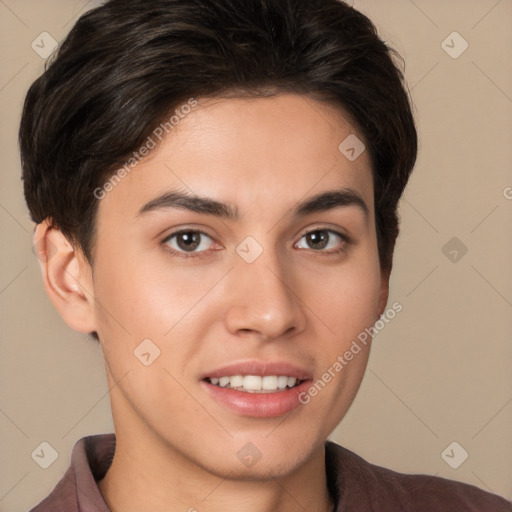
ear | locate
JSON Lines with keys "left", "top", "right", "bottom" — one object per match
{"left": 33, "top": 220, "right": 97, "bottom": 334}
{"left": 377, "top": 268, "right": 390, "bottom": 318}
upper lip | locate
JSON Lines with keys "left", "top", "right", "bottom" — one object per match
{"left": 201, "top": 360, "right": 313, "bottom": 381}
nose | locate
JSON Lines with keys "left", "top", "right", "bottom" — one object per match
{"left": 223, "top": 248, "right": 307, "bottom": 340}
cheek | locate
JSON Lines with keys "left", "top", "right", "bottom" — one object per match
{"left": 91, "top": 243, "right": 230, "bottom": 368}
{"left": 304, "top": 254, "right": 382, "bottom": 345}
{"left": 297, "top": 262, "right": 381, "bottom": 433}
{"left": 91, "top": 250, "right": 218, "bottom": 416}
{"left": 312, "top": 278, "right": 380, "bottom": 335}
{"left": 94, "top": 243, "right": 195, "bottom": 326}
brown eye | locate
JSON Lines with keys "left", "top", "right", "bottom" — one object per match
{"left": 176, "top": 231, "right": 201, "bottom": 251}
{"left": 305, "top": 231, "right": 329, "bottom": 250}
{"left": 164, "top": 230, "right": 214, "bottom": 253}
{"left": 295, "top": 229, "right": 347, "bottom": 252}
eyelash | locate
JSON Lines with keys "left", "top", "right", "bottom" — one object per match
{"left": 161, "top": 228, "right": 352, "bottom": 260}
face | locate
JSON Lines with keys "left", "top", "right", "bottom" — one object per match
{"left": 82, "top": 94, "right": 387, "bottom": 479}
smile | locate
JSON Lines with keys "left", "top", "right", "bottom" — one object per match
{"left": 205, "top": 375, "right": 303, "bottom": 393}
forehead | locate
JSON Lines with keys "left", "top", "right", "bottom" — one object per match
{"left": 96, "top": 94, "right": 374, "bottom": 222}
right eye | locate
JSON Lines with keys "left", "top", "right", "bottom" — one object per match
{"left": 162, "top": 229, "right": 217, "bottom": 257}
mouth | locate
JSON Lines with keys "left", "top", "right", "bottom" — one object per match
{"left": 204, "top": 375, "right": 305, "bottom": 393}
{"left": 200, "top": 361, "right": 312, "bottom": 418}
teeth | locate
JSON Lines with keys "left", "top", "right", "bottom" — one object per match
{"left": 277, "top": 376, "right": 288, "bottom": 389}
{"left": 287, "top": 377, "right": 297, "bottom": 387}
{"left": 243, "top": 375, "right": 262, "bottom": 391}
{"left": 262, "top": 375, "right": 277, "bottom": 390}
{"left": 218, "top": 376, "right": 230, "bottom": 387}
{"left": 230, "top": 375, "right": 244, "bottom": 388}
{"left": 208, "top": 375, "right": 301, "bottom": 393}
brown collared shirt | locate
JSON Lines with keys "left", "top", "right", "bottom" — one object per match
{"left": 29, "top": 433, "right": 512, "bottom": 511}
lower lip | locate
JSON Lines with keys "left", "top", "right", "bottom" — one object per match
{"left": 201, "top": 379, "right": 312, "bottom": 418}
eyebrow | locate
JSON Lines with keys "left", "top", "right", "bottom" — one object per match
{"left": 136, "top": 187, "right": 369, "bottom": 220}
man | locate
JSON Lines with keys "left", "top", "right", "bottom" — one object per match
{"left": 20, "top": 0, "right": 512, "bottom": 510}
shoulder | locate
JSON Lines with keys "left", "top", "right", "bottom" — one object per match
{"left": 28, "top": 434, "right": 114, "bottom": 512}
{"left": 28, "top": 463, "right": 79, "bottom": 512}
{"left": 325, "top": 441, "right": 512, "bottom": 511}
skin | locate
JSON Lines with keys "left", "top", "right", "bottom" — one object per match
{"left": 35, "top": 94, "right": 389, "bottom": 512}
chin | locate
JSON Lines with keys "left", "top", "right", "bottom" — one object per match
{"left": 203, "top": 449, "right": 311, "bottom": 482}
{"left": 195, "top": 431, "right": 321, "bottom": 481}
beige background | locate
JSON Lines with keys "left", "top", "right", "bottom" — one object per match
{"left": 1, "top": 0, "right": 511, "bottom": 510}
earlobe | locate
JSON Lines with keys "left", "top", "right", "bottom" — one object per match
{"left": 33, "top": 220, "right": 97, "bottom": 334}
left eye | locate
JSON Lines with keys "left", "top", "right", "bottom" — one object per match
{"left": 163, "top": 230, "right": 215, "bottom": 253}
{"left": 295, "top": 229, "right": 345, "bottom": 251}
